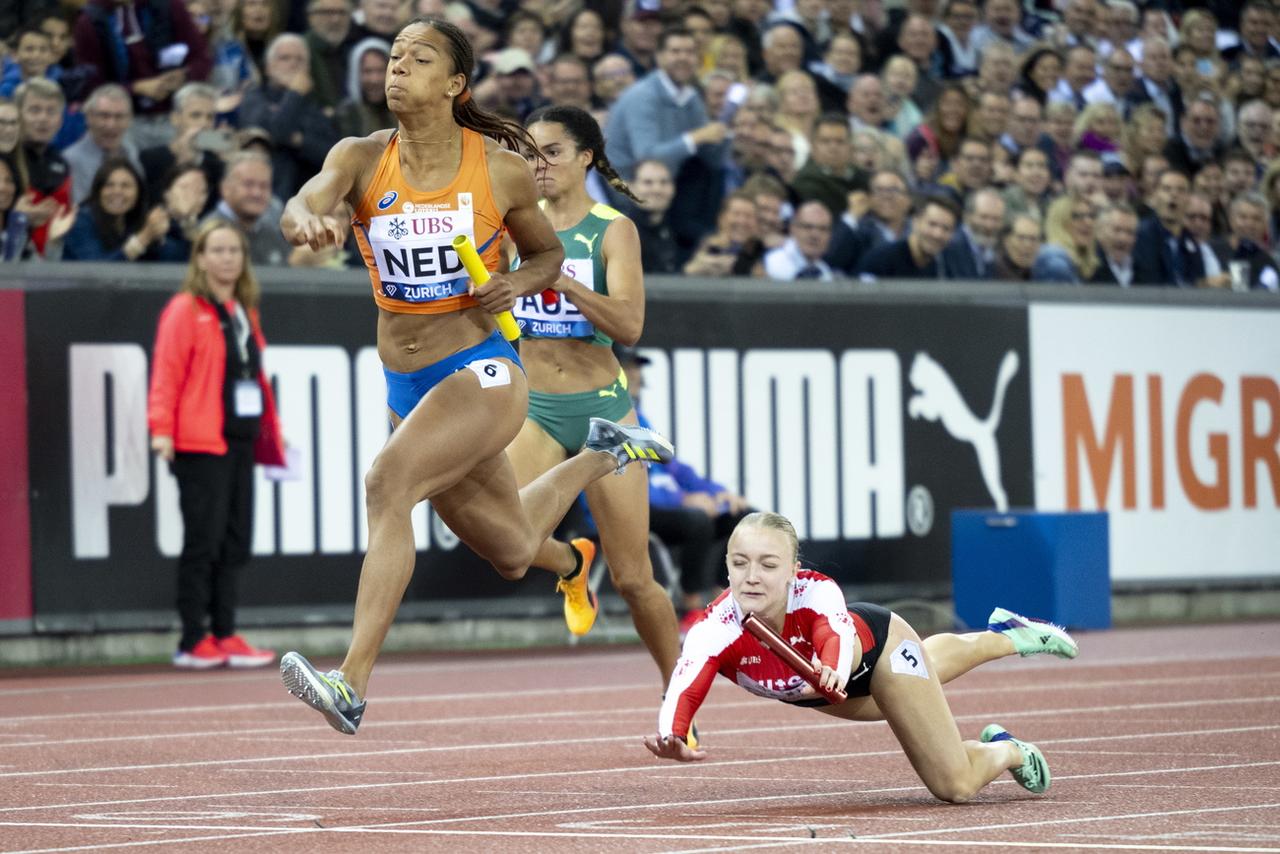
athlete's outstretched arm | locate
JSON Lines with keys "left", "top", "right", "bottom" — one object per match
{"left": 489, "top": 147, "right": 564, "bottom": 301}
{"left": 557, "top": 215, "right": 645, "bottom": 345}
{"left": 281, "top": 136, "right": 378, "bottom": 250}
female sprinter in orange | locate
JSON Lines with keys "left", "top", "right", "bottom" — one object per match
{"left": 276, "top": 17, "right": 673, "bottom": 735}
{"left": 505, "top": 104, "right": 682, "bottom": 689}
{"left": 645, "top": 512, "right": 1079, "bottom": 802}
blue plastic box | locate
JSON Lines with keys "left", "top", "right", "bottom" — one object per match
{"left": 951, "top": 510, "right": 1111, "bottom": 630}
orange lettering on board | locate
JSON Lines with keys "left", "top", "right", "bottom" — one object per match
{"left": 1063, "top": 373, "right": 1136, "bottom": 510}
{"left": 1176, "top": 373, "right": 1228, "bottom": 510}
{"left": 1241, "top": 376, "right": 1280, "bottom": 508}
{"left": 1147, "top": 375, "right": 1165, "bottom": 509}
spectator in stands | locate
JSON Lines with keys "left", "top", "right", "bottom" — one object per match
{"left": 592, "top": 53, "right": 635, "bottom": 109}
{"left": 60, "top": 157, "right": 170, "bottom": 261}
{"left": 763, "top": 199, "right": 835, "bottom": 280}
{"left": 1016, "top": 46, "right": 1063, "bottom": 107}
{"left": 971, "top": 0, "right": 1036, "bottom": 56}
{"left": 560, "top": 8, "right": 608, "bottom": 66}
{"left": 614, "top": 0, "right": 664, "bottom": 77}
{"left": 63, "top": 84, "right": 142, "bottom": 203}
{"left": 1223, "top": 0, "right": 1280, "bottom": 67}
{"left": 148, "top": 162, "right": 210, "bottom": 262}
{"left": 0, "top": 98, "right": 19, "bottom": 155}
{"left": 349, "top": 0, "right": 404, "bottom": 43}
{"left": 1235, "top": 100, "right": 1274, "bottom": 165}
{"left": 140, "top": 83, "right": 224, "bottom": 215}
{"left": 971, "top": 91, "right": 1011, "bottom": 146}
{"left": 197, "top": 0, "right": 257, "bottom": 116}
{"left": 1133, "top": 167, "right": 1195, "bottom": 286}
{"left": 240, "top": 33, "right": 340, "bottom": 200}
{"left": 1002, "top": 146, "right": 1053, "bottom": 221}
{"left": 1099, "top": 0, "right": 1139, "bottom": 59}
{"left": 1101, "top": 159, "right": 1136, "bottom": 206}
{"left": 206, "top": 150, "right": 290, "bottom": 267}
{"left": 1164, "top": 95, "right": 1226, "bottom": 174}
{"left": 1000, "top": 96, "right": 1048, "bottom": 161}
{"left": 1091, "top": 203, "right": 1139, "bottom": 285}
{"left": 1127, "top": 37, "right": 1179, "bottom": 136}
{"left": 481, "top": 47, "right": 543, "bottom": 122}
{"left": 882, "top": 55, "right": 924, "bottom": 137}
{"left": 235, "top": 0, "right": 281, "bottom": 80}
{"left": 0, "top": 154, "right": 26, "bottom": 260}
{"left": 964, "top": 41, "right": 1018, "bottom": 104}
{"left": 897, "top": 14, "right": 943, "bottom": 110}
{"left": 857, "top": 194, "right": 960, "bottom": 280}
{"left": 939, "top": 136, "right": 994, "bottom": 200}
{"left": 629, "top": 159, "right": 680, "bottom": 274}
{"left": 743, "top": 173, "right": 790, "bottom": 252}
{"left": 505, "top": 10, "right": 550, "bottom": 65}
{"left": 810, "top": 29, "right": 863, "bottom": 94}
{"left": 1182, "top": 192, "right": 1226, "bottom": 287}
{"left": 1033, "top": 195, "right": 1101, "bottom": 283}
{"left": 1224, "top": 148, "right": 1261, "bottom": 199}
{"left": 1084, "top": 46, "right": 1136, "bottom": 107}
{"left": 1073, "top": 102, "right": 1124, "bottom": 156}
{"left": 1122, "top": 104, "right": 1169, "bottom": 175}
{"left": 1192, "top": 162, "right": 1231, "bottom": 237}
{"left": 1063, "top": 148, "right": 1105, "bottom": 203}
{"left": 0, "top": 26, "right": 55, "bottom": 98}
{"left": 1211, "top": 193, "right": 1280, "bottom": 290}
{"left": 847, "top": 74, "right": 891, "bottom": 133}
{"left": 827, "top": 168, "right": 912, "bottom": 275}
{"left": 147, "top": 219, "right": 283, "bottom": 670}
{"left": 335, "top": 37, "right": 391, "bottom": 138}
{"left": 544, "top": 54, "right": 594, "bottom": 111}
{"left": 304, "top": 0, "right": 356, "bottom": 112}
{"left": 938, "top": 0, "right": 981, "bottom": 78}
{"left": 941, "top": 187, "right": 1006, "bottom": 279}
{"left": 1050, "top": 44, "right": 1096, "bottom": 110}
{"left": 73, "top": 0, "right": 212, "bottom": 148}
{"left": 791, "top": 113, "right": 867, "bottom": 221}
{"left": 685, "top": 190, "right": 766, "bottom": 277}
{"left": 13, "top": 78, "right": 71, "bottom": 257}
{"left": 906, "top": 84, "right": 971, "bottom": 172}
{"left": 607, "top": 27, "right": 727, "bottom": 254}
{"left": 992, "top": 213, "right": 1041, "bottom": 280}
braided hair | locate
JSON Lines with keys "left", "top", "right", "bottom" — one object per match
{"left": 526, "top": 104, "right": 641, "bottom": 204}
{"left": 399, "top": 16, "right": 542, "bottom": 157}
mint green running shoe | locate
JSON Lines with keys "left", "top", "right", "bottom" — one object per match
{"left": 280, "top": 651, "right": 366, "bottom": 735}
{"left": 981, "top": 723, "right": 1051, "bottom": 794}
{"left": 988, "top": 607, "right": 1078, "bottom": 658}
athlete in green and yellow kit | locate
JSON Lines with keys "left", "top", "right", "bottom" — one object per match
{"left": 508, "top": 105, "right": 682, "bottom": 696}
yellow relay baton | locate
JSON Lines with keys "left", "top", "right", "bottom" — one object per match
{"left": 451, "top": 234, "right": 521, "bottom": 342}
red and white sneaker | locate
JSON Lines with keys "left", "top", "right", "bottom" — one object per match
{"left": 216, "top": 634, "right": 276, "bottom": 669}
{"left": 173, "top": 635, "right": 228, "bottom": 669}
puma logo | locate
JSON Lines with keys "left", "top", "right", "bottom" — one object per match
{"left": 849, "top": 662, "right": 870, "bottom": 682}
{"left": 907, "top": 350, "right": 1020, "bottom": 512}
{"left": 597, "top": 387, "right": 618, "bottom": 399}
{"left": 574, "top": 233, "right": 598, "bottom": 253}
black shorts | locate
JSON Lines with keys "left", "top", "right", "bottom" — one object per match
{"left": 791, "top": 602, "right": 892, "bottom": 707}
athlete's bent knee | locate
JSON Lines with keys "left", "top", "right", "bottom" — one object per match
{"left": 608, "top": 562, "right": 660, "bottom": 601}
{"left": 926, "top": 776, "right": 978, "bottom": 804}
{"left": 364, "top": 460, "right": 414, "bottom": 517}
{"left": 489, "top": 542, "right": 538, "bottom": 582}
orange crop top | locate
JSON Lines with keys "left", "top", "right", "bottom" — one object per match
{"left": 351, "top": 129, "right": 506, "bottom": 315}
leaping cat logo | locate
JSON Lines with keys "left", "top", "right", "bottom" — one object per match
{"left": 907, "top": 351, "right": 1020, "bottom": 512}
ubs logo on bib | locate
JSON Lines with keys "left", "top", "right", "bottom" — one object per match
{"left": 377, "top": 191, "right": 398, "bottom": 210}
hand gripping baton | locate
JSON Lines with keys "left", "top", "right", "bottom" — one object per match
{"left": 451, "top": 234, "right": 521, "bottom": 341}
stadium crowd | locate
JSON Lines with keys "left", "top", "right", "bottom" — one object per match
{"left": 2, "top": 0, "right": 1280, "bottom": 288}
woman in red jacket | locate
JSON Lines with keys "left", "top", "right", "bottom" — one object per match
{"left": 147, "top": 219, "right": 285, "bottom": 669}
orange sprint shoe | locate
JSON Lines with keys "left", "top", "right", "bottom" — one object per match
{"left": 556, "top": 538, "right": 599, "bottom": 636}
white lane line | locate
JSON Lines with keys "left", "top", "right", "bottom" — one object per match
{"left": 857, "top": 801, "right": 1280, "bottom": 840}
{"left": 2, "top": 828, "right": 315, "bottom": 854}
{"left": 0, "top": 650, "right": 660, "bottom": 698}
{"left": 2, "top": 720, "right": 1279, "bottom": 815}
{"left": 0, "top": 681, "right": 657, "bottom": 725}
{"left": 3, "top": 697, "right": 1277, "bottom": 780}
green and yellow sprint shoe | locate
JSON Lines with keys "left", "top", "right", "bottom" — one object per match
{"left": 981, "top": 723, "right": 1051, "bottom": 794}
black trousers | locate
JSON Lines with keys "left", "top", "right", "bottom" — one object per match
{"left": 649, "top": 505, "right": 752, "bottom": 597}
{"left": 171, "top": 439, "right": 255, "bottom": 651}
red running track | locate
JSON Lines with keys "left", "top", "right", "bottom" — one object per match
{"left": 1, "top": 620, "right": 1279, "bottom": 853}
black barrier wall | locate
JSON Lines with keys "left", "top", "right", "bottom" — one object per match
{"left": 21, "top": 274, "right": 1030, "bottom": 631}
{"left": 12, "top": 267, "right": 1275, "bottom": 631}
